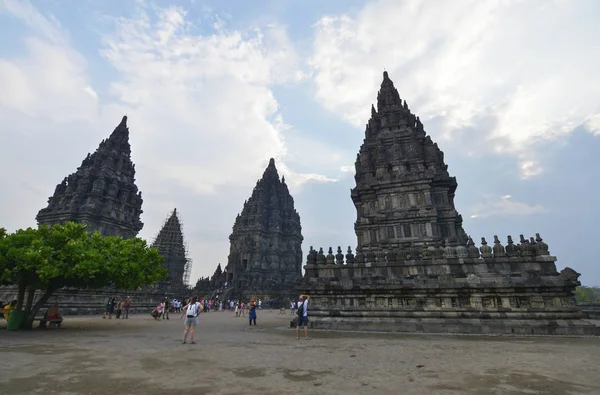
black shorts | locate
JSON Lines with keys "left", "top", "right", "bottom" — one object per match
{"left": 297, "top": 316, "right": 308, "bottom": 327}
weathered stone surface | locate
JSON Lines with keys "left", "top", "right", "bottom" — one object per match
{"left": 203, "top": 159, "right": 303, "bottom": 305}
{"left": 151, "top": 208, "right": 192, "bottom": 294}
{"left": 36, "top": 116, "right": 143, "bottom": 238}
{"left": 299, "top": 72, "right": 598, "bottom": 336}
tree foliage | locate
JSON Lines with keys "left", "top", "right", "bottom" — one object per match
{"left": 574, "top": 286, "right": 600, "bottom": 303}
{"left": 0, "top": 222, "right": 166, "bottom": 327}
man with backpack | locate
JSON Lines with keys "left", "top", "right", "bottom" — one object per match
{"left": 295, "top": 294, "right": 311, "bottom": 340}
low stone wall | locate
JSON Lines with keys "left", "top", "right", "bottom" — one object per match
{"left": 299, "top": 248, "right": 600, "bottom": 336}
{"left": 0, "top": 286, "right": 171, "bottom": 316}
{"left": 579, "top": 303, "right": 600, "bottom": 320}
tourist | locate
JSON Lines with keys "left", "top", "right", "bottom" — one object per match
{"left": 240, "top": 301, "right": 245, "bottom": 317}
{"left": 290, "top": 300, "right": 296, "bottom": 315}
{"left": 163, "top": 297, "right": 170, "bottom": 320}
{"left": 234, "top": 302, "right": 240, "bottom": 317}
{"left": 156, "top": 301, "right": 164, "bottom": 319}
{"left": 258, "top": 299, "right": 262, "bottom": 310}
{"left": 124, "top": 296, "right": 132, "bottom": 319}
{"left": 116, "top": 296, "right": 124, "bottom": 319}
{"left": 249, "top": 298, "right": 257, "bottom": 325}
{"left": 103, "top": 296, "right": 114, "bottom": 319}
{"left": 39, "top": 302, "right": 63, "bottom": 329}
{"left": 296, "top": 294, "right": 311, "bottom": 340}
{"left": 182, "top": 295, "right": 201, "bottom": 344}
{"left": 3, "top": 300, "right": 17, "bottom": 319}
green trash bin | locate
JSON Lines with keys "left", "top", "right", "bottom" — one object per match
{"left": 7, "top": 309, "right": 25, "bottom": 330}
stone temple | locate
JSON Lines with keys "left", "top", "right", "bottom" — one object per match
{"left": 36, "top": 116, "right": 143, "bottom": 238}
{"left": 214, "top": 159, "right": 303, "bottom": 305}
{"left": 300, "top": 72, "right": 598, "bottom": 335}
{"left": 151, "top": 208, "right": 192, "bottom": 294}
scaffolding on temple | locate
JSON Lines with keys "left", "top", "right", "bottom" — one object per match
{"left": 182, "top": 241, "right": 192, "bottom": 287}
{"left": 151, "top": 208, "right": 193, "bottom": 293}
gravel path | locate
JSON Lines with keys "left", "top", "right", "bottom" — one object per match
{"left": 0, "top": 311, "right": 599, "bottom": 394}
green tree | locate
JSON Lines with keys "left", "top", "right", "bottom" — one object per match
{"left": 574, "top": 286, "right": 600, "bottom": 303}
{"left": 0, "top": 222, "right": 166, "bottom": 328}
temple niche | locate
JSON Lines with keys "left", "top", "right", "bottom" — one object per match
{"left": 151, "top": 208, "right": 192, "bottom": 294}
{"left": 300, "top": 72, "right": 598, "bottom": 336}
{"left": 220, "top": 158, "right": 303, "bottom": 305}
{"left": 36, "top": 116, "right": 143, "bottom": 239}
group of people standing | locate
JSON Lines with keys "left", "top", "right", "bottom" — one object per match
{"left": 103, "top": 296, "right": 132, "bottom": 319}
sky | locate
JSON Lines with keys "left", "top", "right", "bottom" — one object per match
{"left": 1, "top": 0, "right": 599, "bottom": 286}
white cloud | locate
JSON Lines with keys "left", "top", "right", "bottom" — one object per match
{"left": 0, "top": 1, "right": 333, "bottom": 283}
{"left": 0, "top": 0, "right": 97, "bottom": 122}
{"left": 309, "top": 0, "right": 600, "bottom": 177}
{"left": 470, "top": 195, "right": 548, "bottom": 219}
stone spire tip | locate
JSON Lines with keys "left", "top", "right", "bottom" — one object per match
{"left": 269, "top": 158, "right": 275, "bottom": 166}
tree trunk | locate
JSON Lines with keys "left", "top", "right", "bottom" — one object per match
{"left": 23, "top": 286, "right": 54, "bottom": 329}
{"left": 15, "top": 282, "right": 26, "bottom": 310}
{"left": 24, "top": 287, "right": 36, "bottom": 316}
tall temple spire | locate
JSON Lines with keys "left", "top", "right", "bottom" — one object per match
{"left": 36, "top": 116, "right": 143, "bottom": 238}
{"left": 352, "top": 72, "right": 466, "bottom": 250}
{"left": 151, "top": 208, "right": 191, "bottom": 290}
{"left": 223, "top": 158, "right": 303, "bottom": 304}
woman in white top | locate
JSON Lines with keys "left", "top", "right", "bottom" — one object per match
{"left": 182, "top": 295, "right": 201, "bottom": 344}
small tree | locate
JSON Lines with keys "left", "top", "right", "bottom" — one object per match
{"left": 0, "top": 222, "right": 167, "bottom": 328}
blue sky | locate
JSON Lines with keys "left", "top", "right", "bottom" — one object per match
{"left": 1, "top": 0, "right": 599, "bottom": 286}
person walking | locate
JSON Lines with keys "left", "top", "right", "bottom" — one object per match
{"left": 116, "top": 296, "right": 124, "bottom": 319}
{"left": 248, "top": 299, "right": 257, "bottom": 325}
{"left": 296, "top": 294, "right": 311, "bottom": 340}
{"left": 182, "top": 296, "right": 201, "bottom": 344}
{"left": 163, "top": 297, "right": 170, "bottom": 320}
{"left": 124, "top": 297, "right": 132, "bottom": 319}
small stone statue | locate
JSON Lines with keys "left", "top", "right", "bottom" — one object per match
{"left": 326, "top": 247, "right": 335, "bottom": 264}
{"left": 306, "top": 246, "right": 315, "bottom": 265}
{"left": 345, "top": 246, "right": 355, "bottom": 264}
{"left": 492, "top": 235, "right": 505, "bottom": 257}
{"left": 535, "top": 233, "right": 549, "bottom": 255}
{"left": 443, "top": 238, "right": 456, "bottom": 259}
{"left": 480, "top": 237, "right": 493, "bottom": 259}
{"left": 505, "top": 236, "right": 519, "bottom": 257}
{"left": 467, "top": 236, "right": 480, "bottom": 258}
{"left": 519, "top": 235, "right": 533, "bottom": 257}
{"left": 335, "top": 246, "right": 344, "bottom": 265}
{"left": 316, "top": 248, "right": 326, "bottom": 265}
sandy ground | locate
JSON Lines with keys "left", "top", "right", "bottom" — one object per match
{"left": 0, "top": 311, "right": 599, "bottom": 395}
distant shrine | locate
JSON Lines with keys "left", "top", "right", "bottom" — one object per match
{"left": 36, "top": 116, "right": 143, "bottom": 238}
{"left": 206, "top": 159, "right": 303, "bottom": 305}
{"left": 300, "top": 72, "right": 598, "bottom": 335}
{"left": 151, "top": 208, "right": 192, "bottom": 294}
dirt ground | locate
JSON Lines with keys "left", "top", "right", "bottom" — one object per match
{"left": 0, "top": 311, "right": 599, "bottom": 395}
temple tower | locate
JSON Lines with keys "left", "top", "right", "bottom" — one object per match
{"left": 36, "top": 116, "right": 143, "bottom": 238}
{"left": 299, "top": 71, "right": 596, "bottom": 336}
{"left": 352, "top": 71, "right": 466, "bottom": 251}
{"left": 151, "top": 208, "right": 192, "bottom": 292}
{"left": 223, "top": 158, "right": 303, "bottom": 305}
